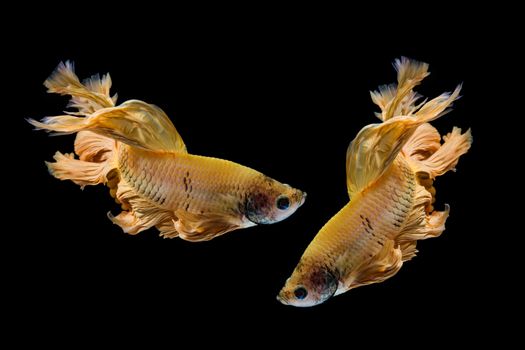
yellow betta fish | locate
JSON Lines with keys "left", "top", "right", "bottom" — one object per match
{"left": 278, "top": 57, "right": 472, "bottom": 307}
{"left": 29, "top": 62, "right": 305, "bottom": 241}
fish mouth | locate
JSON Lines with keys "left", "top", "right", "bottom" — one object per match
{"left": 299, "top": 192, "right": 307, "bottom": 206}
{"left": 276, "top": 293, "right": 289, "bottom": 305}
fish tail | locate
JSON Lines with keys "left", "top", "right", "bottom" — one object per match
{"left": 45, "top": 149, "right": 115, "bottom": 188}
{"left": 27, "top": 61, "right": 115, "bottom": 134}
{"left": 415, "top": 127, "right": 473, "bottom": 178}
{"left": 28, "top": 101, "right": 186, "bottom": 153}
{"left": 347, "top": 58, "right": 465, "bottom": 197}
{"left": 370, "top": 57, "right": 430, "bottom": 121}
{"left": 29, "top": 62, "right": 186, "bottom": 153}
{"left": 371, "top": 57, "right": 463, "bottom": 124}
{"left": 26, "top": 62, "right": 123, "bottom": 188}
{"left": 44, "top": 61, "right": 117, "bottom": 115}
{"left": 395, "top": 127, "right": 471, "bottom": 256}
{"left": 29, "top": 62, "right": 190, "bottom": 237}
{"left": 414, "top": 84, "right": 462, "bottom": 124}
{"left": 39, "top": 129, "right": 117, "bottom": 188}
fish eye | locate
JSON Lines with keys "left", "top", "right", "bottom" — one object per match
{"left": 294, "top": 287, "right": 308, "bottom": 300}
{"left": 276, "top": 196, "right": 290, "bottom": 210}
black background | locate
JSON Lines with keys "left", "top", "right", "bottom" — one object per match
{"left": 4, "top": 8, "right": 509, "bottom": 345}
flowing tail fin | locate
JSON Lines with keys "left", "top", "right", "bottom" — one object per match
{"left": 345, "top": 87, "right": 461, "bottom": 198}
{"left": 45, "top": 149, "right": 114, "bottom": 188}
{"left": 29, "top": 61, "right": 186, "bottom": 153}
{"left": 409, "top": 127, "right": 473, "bottom": 178}
{"left": 370, "top": 57, "right": 430, "bottom": 121}
{"left": 27, "top": 62, "right": 123, "bottom": 187}
{"left": 28, "top": 62, "right": 187, "bottom": 188}
{"left": 44, "top": 61, "right": 117, "bottom": 115}
{"left": 28, "top": 100, "right": 186, "bottom": 152}
{"left": 29, "top": 62, "right": 187, "bottom": 236}
{"left": 346, "top": 58, "right": 464, "bottom": 198}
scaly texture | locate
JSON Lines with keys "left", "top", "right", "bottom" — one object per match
{"left": 278, "top": 57, "right": 472, "bottom": 307}
{"left": 29, "top": 62, "right": 306, "bottom": 241}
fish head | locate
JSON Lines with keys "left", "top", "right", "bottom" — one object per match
{"left": 245, "top": 176, "right": 306, "bottom": 224}
{"left": 276, "top": 262, "right": 338, "bottom": 307}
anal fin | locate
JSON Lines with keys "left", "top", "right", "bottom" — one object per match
{"left": 174, "top": 210, "right": 244, "bottom": 242}
{"left": 108, "top": 181, "right": 173, "bottom": 235}
{"left": 397, "top": 204, "right": 450, "bottom": 243}
{"left": 156, "top": 218, "right": 179, "bottom": 239}
{"left": 343, "top": 239, "right": 403, "bottom": 292}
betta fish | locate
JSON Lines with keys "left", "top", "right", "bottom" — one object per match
{"left": 29, "top": 62, "right": 306, "bottom": 241}
{"left": 278, "top": 57, "right": 472, "bottom": 307}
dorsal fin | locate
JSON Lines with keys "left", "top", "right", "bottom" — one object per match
{"left": 82, "top": 100, "right": 187, "bottom": 152}
{"left": 346, "top": 85, "right": 460, "bottom": 198}
{"left": 346, "top": 116, "right": 420, "bottom": 197}
{"left": 347, "top": 56, "right": 462, "bottom": 199}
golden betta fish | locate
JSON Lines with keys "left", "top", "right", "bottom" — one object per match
{"left": 29, "top": 62, "right": 306, "bottom": 241}
{"left": 278, "top": 57, "right": 472, "bottom": 307}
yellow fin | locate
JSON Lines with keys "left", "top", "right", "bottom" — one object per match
{"left": 74, "top": 131, "right": 116, "bottom": 162}
{"left": 346, "top": 116, "right": 426, "bottom": 197}
{"left": 370, "top": 57, "right": 462, "bottom": 124}
{"left": 174, "top": 210, "right": 242, "bottom": 242}
{"left": 370, "top": 57, "right": 429, "bottom": 121}
{"left": 399, "top": 241, "right": 418, "bottom": 262}
{"left": 413, "top": 127, "right": 473, "bottom": 178}
{"left": 398, "top": 203, "right": 450, "bottom": 243}
{"left": 108, "top": 181, "right": 173, "bottom": 234}
{"left": 342, "top": 239, "right": 403, "bottom": 292}
{"left": 402, "top": 123, "right": 441, "bottom": 161}
{"left": 28, "top": 62, "right": 186, "bottom": 153}
{"left": 347, "top": 85, "right": 461, "bottom": 198}
{"left": 45, "top": 151, "right": 111, "bottom": 188}
{"left": 44, "top": 61, "right": 116, "bottom": 115}
{"left": 156, "top": 219, "right": 180, "bottom": 239}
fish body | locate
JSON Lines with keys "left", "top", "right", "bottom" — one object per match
{"left": 278, "top": 58, "right": 472, "bottom": 306}
{"left": 30, "top": 62, "right": 305, "bottom": 241}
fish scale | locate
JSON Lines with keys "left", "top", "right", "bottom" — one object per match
{"left": 303, "top": 157, "right": 415, "bottom": 277}
{"left": 30, "top": 60, "right": 306, "bottom": 240}
{"left": 119, "top": 145, "right": 260, "bottom": 214}
{"left": 278, "top": 57, "right": 472, "bottom": 306}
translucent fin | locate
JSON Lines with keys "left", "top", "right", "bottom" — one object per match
{"left": 74, "top": 131, "right": 116, "bottom": 162}
{"left": 399, "top": 241, "right": 418, "bottom": 262}
{"left": 29, "top": 62, "right": 186, "bottom": 153}
{"left": 370, "top": 57, "right": 429, "bottom": 121}
{"left": 28, "top": 99, "right": 186, "bottom": 153}
{"left": 44, "top": 61, "right": 116, "bottom": 115}
{"left": 156, "top": 219, "right": 180, "bottom": 239}
{"left": 347, "top": 118, "right": 430, "bottom": 197}
{"left": 413, "top": 127, "right": 473, "bottom": 178}
{"left": 402, "top": 123, "right": 441, "bottom": 161}
{"left": 45, "top": 151, "right": 112, "bottom": 188}
{"left": 108, "top": 181, "right": 173, "bottom": 235}
{"left": 342, "top": 239, "right": 403, "bottom": 291}
{"left": 347, "top": 85, "right": 461, "bottom": 198}
{"left": 398, "top": 203, "right": 450, "bottom": 243}
{"left": 174, "top": 210, "right": 243, "bottom": 242}
{"left": 415, "top": 85, "right": 462, "bottom": 122}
